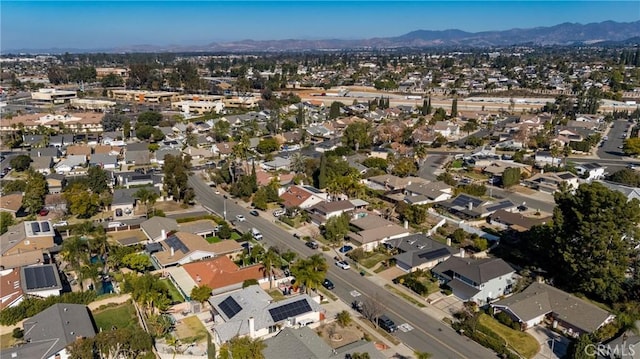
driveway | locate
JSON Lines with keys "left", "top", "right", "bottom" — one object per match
{"left": 527, "top": 326, "right": 570, "bottom": 359}
{"left": 428, "top": 293, "right": 464, "bottom": 319}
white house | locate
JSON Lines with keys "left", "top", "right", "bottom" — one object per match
{"left": 54, "top": 155, "right": 87, "bottom": 174}
{"left": 209, "top": 285, "right": 322, "bottom": 346}
{"left": 575, "top": 162, "right": 606, "bottom": 181}
{"left": 432, "top": 121, "right": 460, "bottom": 138}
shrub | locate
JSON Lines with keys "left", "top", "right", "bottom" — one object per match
{"left": 12, "top": 327, "right": 24, "bottom": 339}
{"left": 0, "top": 291, "right": 97, "bottom": 325}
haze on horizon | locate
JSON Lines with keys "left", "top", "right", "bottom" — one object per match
{"left": 2, "top": 1, "right": 639, "bottom": 51}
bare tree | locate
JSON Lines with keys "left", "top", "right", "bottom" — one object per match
{"left": 360, "top": 294, "right": 385, "bottom": 327}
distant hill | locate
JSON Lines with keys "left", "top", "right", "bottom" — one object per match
{"left": 6, "top": 20, "right": 640, "bottom": 54}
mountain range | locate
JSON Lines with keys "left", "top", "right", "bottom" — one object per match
{"left": 7, "top": 20, "right": 640, "bottom": 54}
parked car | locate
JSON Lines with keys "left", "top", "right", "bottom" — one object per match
{"left": 251, "top": 228, "right": 263, "bottom": 240}
{"left": 38, "top": 209, "right": 49, "bottom": 216}
{"left": 273, "top": 209, "right": 286, "bottom": 217}
{"left": 338, "top": 245, "right": 353, "bottom": 253}
{"left": 305, "top": 241, "right": 319, "bottom": 249}
{"left": 322, "top": 279, "right": 335, "bottom": 290}
{"left": 335, "top": 260, "right": 350, "bottom": 270}
{"left": 52, "top": 221, "right": 68, "bottom": 227}
{"left": 107, "top": 222, "right": 124, "bottom": 228}
{"left": 249, "top": 210, "right": 259, "bottom": 217}
{"left": 235, "top": 214, "right": 246, "bottom": 222}
{"left": 377, "top": 315, "right": 397, "bottom": 333}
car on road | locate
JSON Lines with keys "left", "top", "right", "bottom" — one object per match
{"left": 52, "top": 221, "right": 68, "bottom": 227}
{"left": 322, "top": 279, "right": 335, "bottom": 290}
{"left": 38, "top": 209, "right": 49, "bottom": 216}
{"left": 338, "top": 245, "right": 353, "bottom": 253}
{"left": 335, "top": 260, "right": 350, "bottom": 270}
{"left": 249, "top": 210, "right": 259, "bottom": 216}
{"left": 235, "top": 214, "right": 246, "bottom": 222}
{"left": 377, "top": 315, "right": 398, "bottom": 333}
{"left": 305, "top": 241, "right": 319, "bottom": 249}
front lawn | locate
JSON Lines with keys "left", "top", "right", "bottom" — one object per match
{"left": 205, "top": 232, "right": 240, "bottom": 243}
{"left": 479, "top": 314, "right": 539, "bottom": 358}
{"left": 93, "top": 302, "right": 138, "bottom": 331}
{"left": 359, "top": 252, "right": 390, "bottom": 269}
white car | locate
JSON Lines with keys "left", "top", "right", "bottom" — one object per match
{"left": 52, "top": 221, "right": 68, "bottom": 227}
{"left": 235, "top": 215, "right": 246, "bottom": 222}
{"left": 335, "top": 260, "right": 351, "bottom": 270}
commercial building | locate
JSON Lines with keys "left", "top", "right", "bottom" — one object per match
{"left": 31, "top": 88, "right": 77, "bottom": 104}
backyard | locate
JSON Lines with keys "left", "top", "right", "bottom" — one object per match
{"left": 174, "top": 316, "right": 208, "bottom": 344}
{"left": 159, "top": 279, "right": 185, "bottom": 303}
{"left": 479, "top": 314, "right": 540, "bottom": 358}
{"left": 92, "top": 302, "right": 139, "bottom": 331}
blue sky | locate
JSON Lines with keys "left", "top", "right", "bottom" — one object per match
{"left": 2, "top": 1, "right": 639, "bottom": 50}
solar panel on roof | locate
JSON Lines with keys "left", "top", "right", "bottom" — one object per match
{"left": 218, "top": 297, "right": 242, "bottom": 319}
{"left": 451, "top": 195, "right": 483, "bottom": 208}
{"left": 269, "top": 299, "right": 312, "bottom": 322}
{"left": 40, "top": 221, "right": 51, "bottom": 232}
{"left": 417, "top": 247, "right": 451, "bottom": 261}
{"left": 486, "top": 200, "right": 514, "bottom": 212}
{"left": 165, "top": 235, "right": 189, "bottom": 254}
{"left": 23, "top": 266, "right": 57, "bottom": 290}
{"left": 303, "top": 186, "right": 322, "bottom": 194}
{"left": 30, "top": 222, "right": 41, "bottom": 233}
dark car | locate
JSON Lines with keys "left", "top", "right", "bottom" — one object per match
{"left": 322, "top": 279, "right": 334, "bottom": 290}
{"left": 249, "top": 210, "right": 259, "bottom": 217}
{"left": 377, "top": 315, "right": 397, "bottom": 333}
{"left": 38, "top": 209, "right": 49, "bottom": 216}
{"left": 305, "top": 241, "right": 319, "bottom": 249}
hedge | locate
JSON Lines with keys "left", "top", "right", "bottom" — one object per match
{"left": 0, "top": 291, "right": 97, "bottom": 325}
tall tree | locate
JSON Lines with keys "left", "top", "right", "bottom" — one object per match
{"left": 316, "top": 154, "right": 328, "bottom": 189}
{"left": 191, "top": 284, "right": 213, "bottom": 304}
{"left": 501, "top": 167, "right": 521, "bottom": 188}
{"left": 22, "top": 169, "right": 48, "bottom": 214}
{"left": 261, "top": 248, "right": 281, "bottom": 289}
{"left": 342, "top": 122, "right": 372, "bottom": 151}
{"left": 329, "top": 101, "right": 342, "bottom": 120}
{"left": 87, "top": 166, "right": 110, "bottom": 194}
{"left": 539, "top": 183, "right": 640, "bottom": 302}
{"left": 218, "top": 336, "right": 266, "bottom": 359}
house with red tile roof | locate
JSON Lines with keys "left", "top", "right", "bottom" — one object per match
{"left": 279, "top": 185, "right": 328, "bottom": 209}
{"left": 0, "top": 268, "right": 23, "bottom": 310}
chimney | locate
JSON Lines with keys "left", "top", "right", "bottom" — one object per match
{"left": 161, "top": 229, "right": 167, "bottom": 241}
{"left": 248, "top": 317, "right": 255, "bottom": 338}
{"left": 170, "top": 247, "right": 175, "bottom": 257}
{"left": 404, "top": 220, "right": 408, "bottom": 229}
{"left": 467, "top": 201, "right": 473, "bottom": 211}
{"left": 446, "top": 238, "right": 451, "bottom": 246}
{"left": 459, "top": 248, "right": 465, "bottom": 258}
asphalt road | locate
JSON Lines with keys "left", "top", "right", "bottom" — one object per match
{"left": 189, "top": 175, "right": 497, "bottom": 359}
{"left": 597, "top": 119, "right": 631, "bottom": 160}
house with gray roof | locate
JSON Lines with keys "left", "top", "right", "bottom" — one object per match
{"left": 209, "top": 285, "right": 322, "bottom": 346}
{"left": 30, "top": 147, "right": 61, "bottom": 159}
{"left": 89, "top": 153, "right": 118, "bottom": 169}
{"left": 596, "top": 180, "right": 640, "bottom": 203}
{"left": 155, "top": 147, "right": 181, "bottom": 165}
{"left": 20, "top": 264, "right": 62, "bottom": 298}
{"left": 387, "top": 233, "right": 458, "bottom": 273}
{"left": 404, "top": 181, "right": 453, "bottom": 205}
{"left": 432, "top": 256, "right": 516, "bottom": 305}
{"left": 125, "top": 142, "right": 151, "bottom": 164}
{"left": 261, "top": 156, "right": 291, "bottom": 171}
{"left": 0, "top": 303, "right": 96, "bottom": 359}
{"left": 492, "top": 282, "right": 614, "bottom": 336}
{"left": 54, "top": 155, "right": 87, "bottom": 174}
{"left": 112, "top": 187, "right": 160, "bottom": 218}
{"left": 263, "top": 326, "right": 385, "bottom": 359}
{"left": 22, "top": 134, "right": 46, "bottom": 147}
{"left": 438, "top": 194, "right": 516, "bottom": 219}
{"left": 307, "top": 200, "right": 355, "bottom": 226}
{"left": 140, "top": 216, "right": 178, "bottom": 242}
{"left": 31, "top": 156, "right": 53, "bottom": 175}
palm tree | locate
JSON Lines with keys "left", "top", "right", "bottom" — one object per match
{"left": 281, "top": 250, "right": 297, "bottom": 268}
{"left": 308, "top": 254, "right": 327, "bottom": 273}
{"left": 79, "top": 263, "right": 100, "bottom": 292}
{"left": 289, "top": 152, "right": 307, "bottom": 174}
{"left": 261, "top": 248, "right": 281, "bottom": 289}
{"left": 61, "top": 236, "right": 88, "bottom": 274}
{"left": 135, "top": 188, "right": 159, "bottom": 217}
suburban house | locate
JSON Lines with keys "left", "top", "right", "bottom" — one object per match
{"left": 431, "top": 256, "right": 516, "bottom": 305}
{"left": 165, "top": 256, "right": 269, "bottom": 300}
{"left": 209, "top": 285, "right": 322, "bottom": 346}
{"left": 432, "top": 121, "right": 460, "bottom": 138}
{"left": 534, "top": 151, "right": 560, "bottom": 166}
{"left": 89, "top": 153, "right": 118, "bottom": 169}
{"left": 31, "top": 156, "right": 54, "bottom": 174}
{"left": 263, "top": 326, "right": 385, "bottom": 359}
{"left": 280, "top": 185, "right": 328, "bottom": 209}
{"left": 54, "top": 155, "right": 87, "bottom": 174}
{"left": 140, "top": 216, "right": 179, "bottom": 242}
{"left": 489, "top": 209, "right": 551, "bottom": 232}
{"left": 20, "top": 264, "right": 62, "bottom": 298}
{"left": 404, "top": 181, "right": 453, "bottom": 205}
{"left": 125, "top": 142, "right": 151, "bottom": 165}
{"left": 111, "top": 187, "right": 160, "bottom": 218}
{"left": 307, "top": 200, "right": 355, "bottom": 226}
{"left": 596, "top": 180, "right": 640, "bottom": 202}
{"left": 151, "top": 232, "right": 243, "bottom": 268}
{"left": 0, "top": 304, "right": 96, "bottom": 359}
{"left": 0, "top": 250, "right": 45, "bottom": 272}
{"left": 364, "top": 174, "right": 423, "bottom": 192}
{"left": 347, "top": 215, "right": 411, "bottom": 251}
{"left": 0, "top": 221, "right": 55, "bottom": 257}
{"left": 524, "top": 172, "right": 580, "bottom": 193}
{"left": 46, "top": 173, "right": 66, "bottom": 194}
{"left": 387, "top": 234, "right": 458, "bottom": 273}
{"left": 178, "top": 220, "right": 219, "bottom": 239}
{"left": 574, "top": 162, "right": 606, "bottom": 181}
{"left": 261, "top": 157, "right": 291, "bottom": 172}
{"left": 0, "top": 193, "right": 23, "bottom": 218}
{"left": 439, "top": 194, "right": 517, "bottom": 219}
{"left": 492, "top": 282, "right": 615, "bottom": 337}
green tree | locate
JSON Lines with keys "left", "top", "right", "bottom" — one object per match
{"left": 342, "top": 122, "right": 372, "bottom": 151}
{"left": 101, "top": 113, "right": 126, "bottom": 132}
{"left": 607, "top": 168, "right": 640, "bottom": 187}
{"left": 261, "top": 247, "right": 281, "bottom": 289}
{"left": 10, "top": 155, "right": 32, "bottom": 172}
{"left": 292, "top": 255, "right": 326, "bottom": 294}
{"left": 218, "top": 336, "right": 266, "bottom": 359}
{"left": 451, "top": 98, "right": 458, "bottom": 117}
{"left": 461, "top": 120, "right": 478, "bottom": 136}
{"left": 0, "top": 212, "right": 15, "bottom": 235}
{"left": 191, "top": 284, "right": 213, "bottom": 304}
{"left": 64, "top": 183, "right": 101, "bottom": 218}
{"left": 324, "top": 214, "right": 350, "bottom": 243}
{"left": 391, "top": 157, "right": 418, "bottom": 177}
{"left": 336, "top": 310, "right": 352, "bottom": 327}
{"left": 213, "top": 120, "right": 231, "bottom": 141}
{"left": 137, "top": 111, "right": 163, "bottom": 126}
{"left": 1, "top": 179, "right": 27, "bottom": 193}
{"left": 87, "top": 166, "right": 110, "bottom": 194}
{"left": 316, "top": 154, "right": 328, "bottom": 189}
{"left": 135, "top": 187, "right": 159, "bottom": 217}
{"left": 501, "top": 167, "right": 521, "bottom": 188}
{"left": 123, "top": 119, "right": 131, "bottom": 139}
{"left": 22, "top": 169, "right": 48, "bottom": 214}
{"left": 256, "top": 138, "right": 279, "bottom": 154}
{"left": 101, "top": 73, "right": 124, "bottom": 88}
{"left": 121, "top": 252, "right": 152, "bottom": 272}
{"left": 541, "top": 182, "right": 640, "bottom": 302}
{"left": 566, "top": 334, "right": 596, "bottom": 359}
{"left": 623, "top": 138, "right": 640, "bottom": 156}
{"left": 362, "top": 157, "right": 388, "bottom": 171}
{"left": 163, "top": 154, "right": 193, "bottom": 203}
{"left": 329, "top": 101, "right": 342, "bottom": 120}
